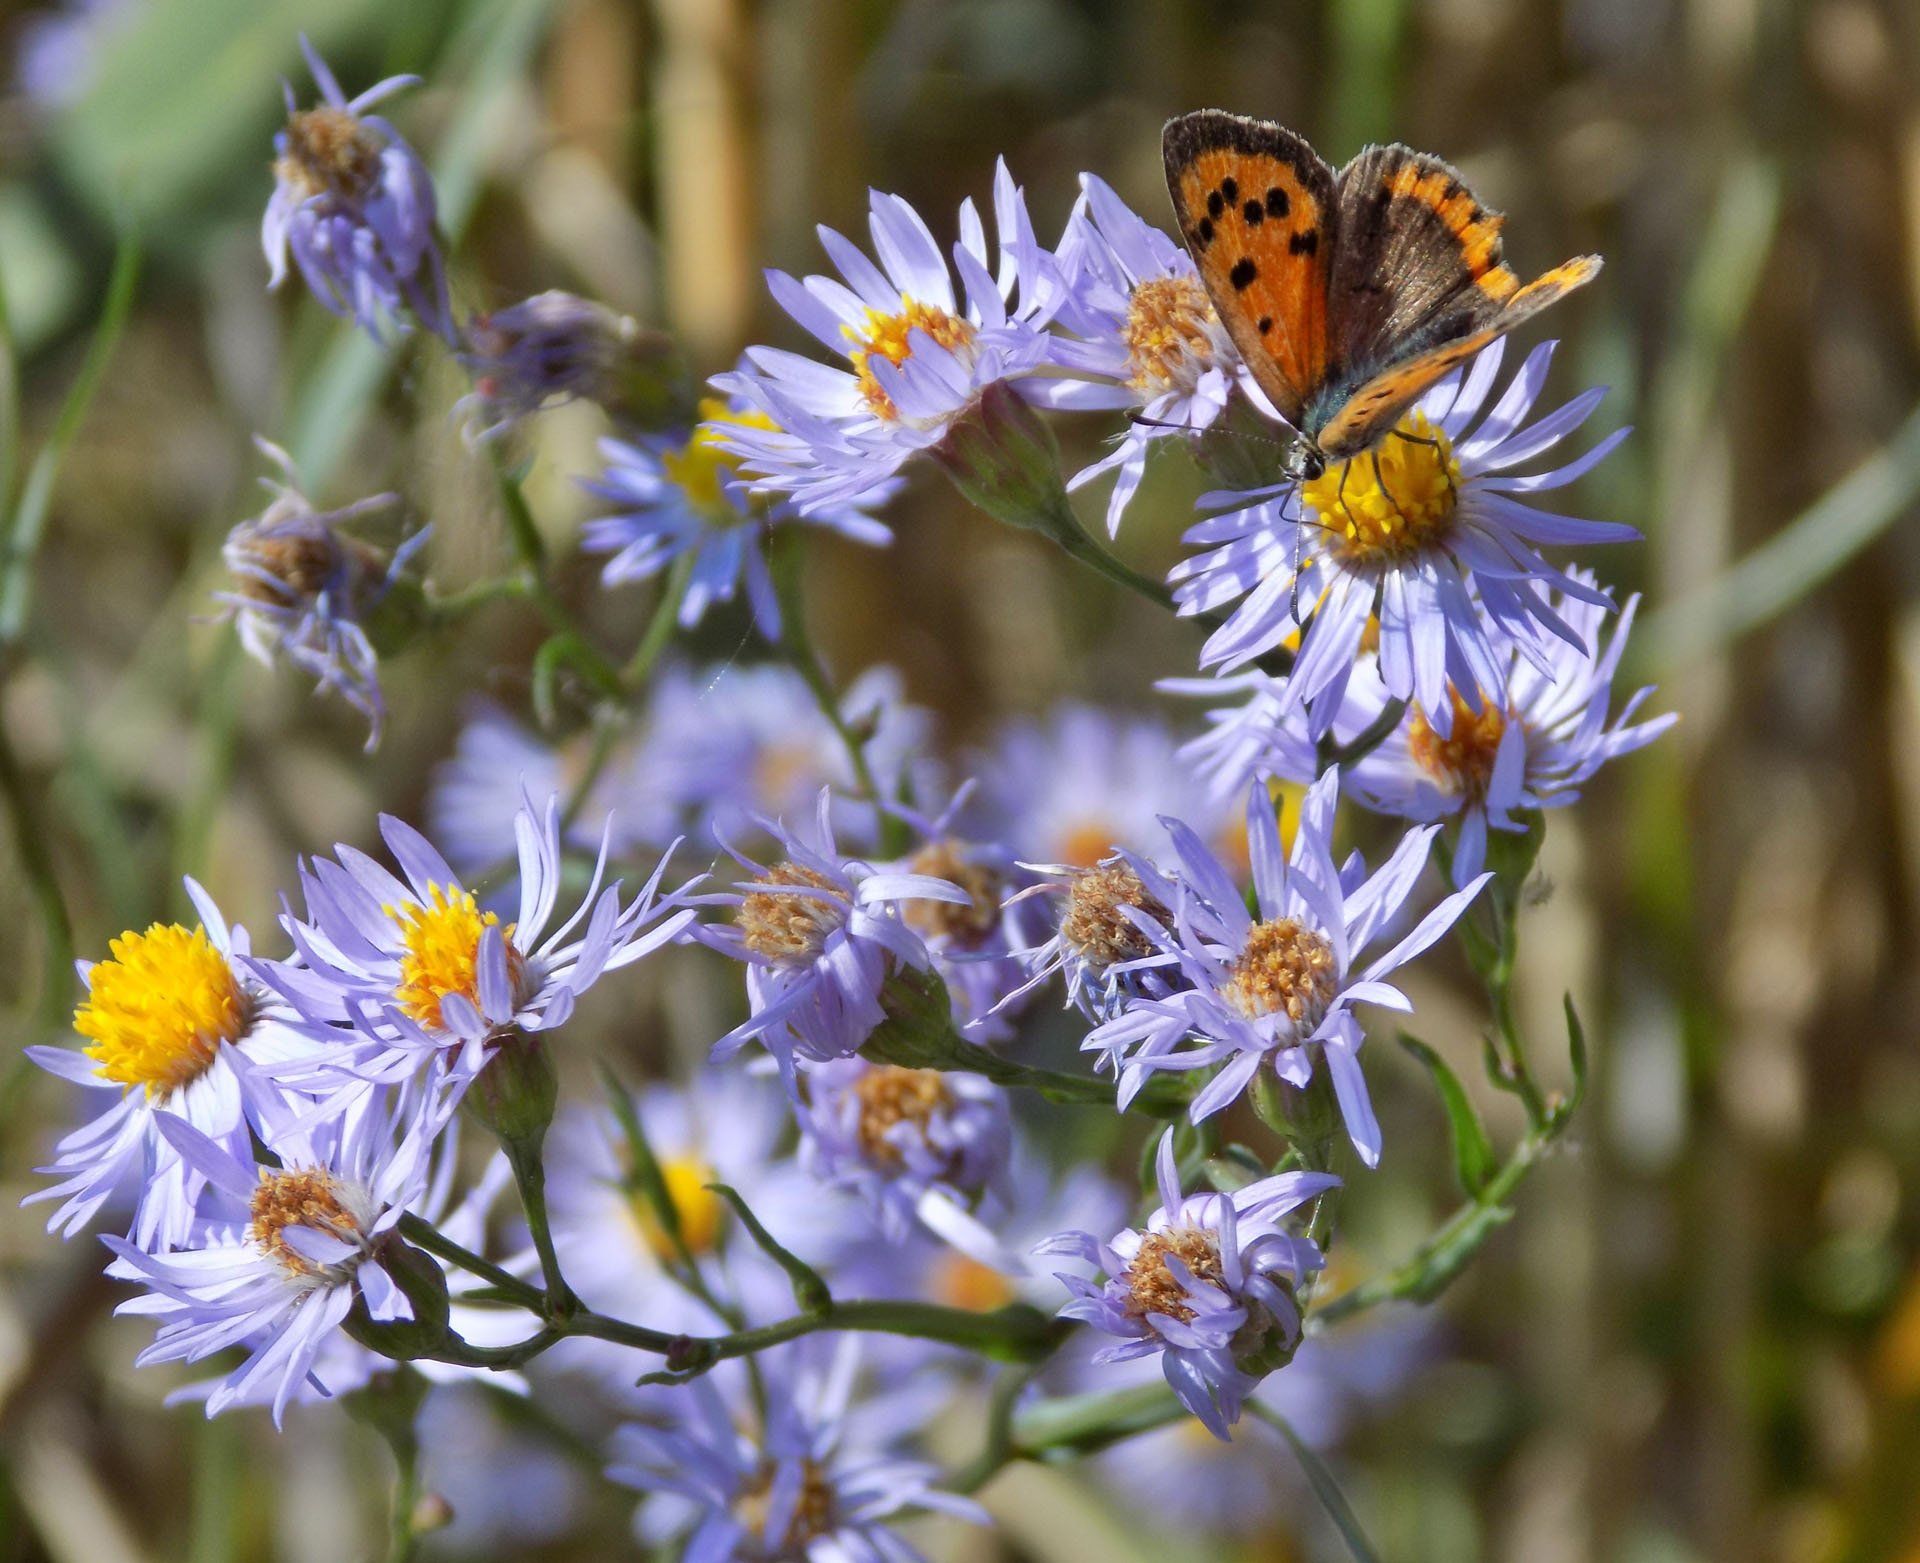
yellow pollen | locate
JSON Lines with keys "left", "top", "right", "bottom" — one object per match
{"left": 932, "top": 1249, "right": 1019, "bottom": 1312}
{"left": 249, "top": 1166, "right": 363, "bottom": 1280}
{"left": 1123, "top": 274, "right": 1220, "bottom": 392}
{"left": 275, "top": 105, "right": 382, "bottom": 203}
{"left": 1060, "top": 862, "right": 1167, "bottom": 969}
{"left": 1124, "top": 1227, "right": 1225, "bottom": 1323}
{"left": 736, "top": 864, "right": 850, "bottom": 962}
{"left": 390, "top": 884, "right": 520, "bottom": 1034}
{"left": 851, "top": 1066, "right": 951, "bottom": 1169}
{"left": 843, "top": 298, "right": 976, "bottom": 421}
{"left": 661, "top": 396, "right": 782, "bottom": 518}
{"left": 1224, "top": 918, "right": 1339, "bottom": 1027}
{"left": 76, "top": 924, "right": 251, "bottom": 1098}
{"left": 630, "top": 1154, "right": 727, "bottom": 1261}
{"left": 736, "top": 1458, "right": 836, "bottom": 1550}
{"left": 900, "top": 840, "right": 1002, "bottom": 948}
{"left": 1408, "top": 688, "right": 1509, "bottom": 800}
{"left": 1302, "top": 411, "right": 1462, "bottom": 567}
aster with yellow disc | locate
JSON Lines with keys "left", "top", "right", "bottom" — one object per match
{"left": 25, "top": 877, "right": 326, "bottom": 1253}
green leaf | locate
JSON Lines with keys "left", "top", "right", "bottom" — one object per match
{"left": 1399, "top": 1034, "right": 1496, "bottom": 1198}
{"left": 1403, "top": 1202, "right": 1514, "bottom": 1303}
{"left": 1560, "top": 993, "right": 1589, "bottom": 1124}
{"left": 595, "top": 1061, "right": 687, "bottom": 1262}
{"left": 1203, "top": 1144, "right": 1270, "bottom": 1194}
{"left": 1255, "top": 1406, "right": 1382, "bottom": 1563}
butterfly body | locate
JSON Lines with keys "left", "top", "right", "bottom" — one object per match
{"left": 1163, "top": 110, "right": 1600, "bottom": 476}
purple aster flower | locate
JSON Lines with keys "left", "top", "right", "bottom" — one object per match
{"left": 710, "top": 160, "right": 1061, "bottom": 515}
{"left": 1342, "top": 576, "right": 1677, "bottom": 884}
{"left": 1085, "top": 770, "right": 1489, "bottom": 1166}
{"left": 638, "top": 661, "right": 938, "bottom": 849}
{"left": 1039, "top": 173, "right": 1251, "bottom": 535}
{"left": 999, "top": 850, "right": 1183, "bottom": 1025}
{"left": 99, "top": 1088, "right": 440, "bottom": 1426}
{"left": 796, "top": 1055, "right": 1012, "bottom": 1247}
{"left": 972, "top": 702, "right": 1232, "bottom": 872}
{"left": 257, "top": 793, "right": 695, "bottom": 1109}
{"left": 1040, "top": 1130, "right": 1336, "bottom": 1439}
{"left": 23, "top": 878, "right": 322, "bottom": 1252}
{"left": 425, "top": 701, "right": 675, "bottom": 877}
{"left": 262, "top": 36, "right": 451, "bottom": 341}
{"left": 456, "top": 290, "right": 644, "bottom": 440}
{"left": 691, "top": 791, "right": 972, "bottom": 1085}
{"left": 542, "top": 1069, "right": 856, "bottom": 1341}
{"left": 609, "top": 1342, "right": 986, "bottom": 1560}
{"left": 1171, "top": 338, "right": 1638, "bottom": 737}
{"left": 13, "top": 0, "right": 135, "bottom": 109}
{"left": 1159, "top": 669, "right": 1320, "bottom": 804}
{"left": 582, "top": 395, "right": 895, "bottom": 641}
{"left": 876, "top": 789, "right": 1030, "bottom": 1044}
{"left": 215, "top": 438, "right": 426, "bottom": 751}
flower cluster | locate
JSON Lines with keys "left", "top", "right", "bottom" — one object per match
{"left": 11, "top": 40, "right": 1684, "bottom": 1559}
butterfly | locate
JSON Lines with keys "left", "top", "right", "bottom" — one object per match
{"left": 1164, "top": 109, "right": 1600, "bottom": 480}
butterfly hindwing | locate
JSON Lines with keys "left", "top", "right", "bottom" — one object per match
{"left": 1314, "top": 255, "right": 1603, "bottom": 460}
{"left": 1163, "top": 110, "right": 1337, "bottom": 424}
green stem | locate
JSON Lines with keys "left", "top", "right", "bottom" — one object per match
{"left": 0, "top": 715, "right": 73, "bottom": 1037}
{"left": 395, "top": 1214, "right": 544, "bottom": 1311}
{"left": 952, "top": 1361, "right": 1045, "bottom": 1493}
{"left": 769, "top": 527, "right": 884, "bottom": 809}
{"left": 1252, "top": 1404, "right": 1382, "bottom": 1563}
{"left": 503, "top": 1134, "right": 579, "bottom": 1318}
{"left": 620, "top": 550, "right": 694, "bottom": 690}
{"left": 1321, "top": 698, "right": 1406, "bottom": 772}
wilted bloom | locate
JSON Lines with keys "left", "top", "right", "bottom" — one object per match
{"left": 100, "top": 1091, "right": 441, "bottom": 1425}
{"left": 1343, "top": 578, "right": 1676, "bottom": 883}
{"left": 692, "top": 792, "right": 972, "bottom": 1085}
{"left": 1085, "top": 771, "right": 1488, "bottom": 1166}
{"left": 24, "top": 879, "right": 319, "bottom": 1252}
{"left": 262, "top": 37, "right": 450, "bottom": 341}
{"left": 260, "top": 795, "right": 694, "bottom": 1107}
{"left": 216, "top": 439, "right": 425, "bottom": 750}
{"left": 582, "top": 396, "right": 895, "bottom": 640}
{"left": 543, "top": 1069, "right": 850, "bottom": 1337}
{"left": 1042, "top": 173, "right": 1248, "bottom": 535}
{"left": 1041, "top": 1131, "right": 1335, "bottom": 1439}
{"left": 711, "top": 160, "right": 1060, "bottom": 514}
{"left": 457, "top": 290, "right": 644, "bottom": 439}
{"left": 1002, "top": 852, "right": 1180, "bottom": 1024}
{"left": 797, "top": 1056, "right": 1012, "bottom": 1248}
{"left": 1171, "top": 338, "right": 1637, "bottom": 736}
{"left": 609, "top": 1343, "right": 985, "bottom": 1559}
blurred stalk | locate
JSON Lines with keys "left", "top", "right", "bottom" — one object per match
{"left": 186, "top": 1417, "right": 241, "bottom": 1563}
{"left": 1323, "top": 0, "right": 1407, "bottom": 155}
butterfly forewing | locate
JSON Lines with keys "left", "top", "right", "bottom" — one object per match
{"left": 1163, "top": 111, "right": 1337, "bottom": 425}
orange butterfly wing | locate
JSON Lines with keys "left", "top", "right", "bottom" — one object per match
{"left": 1314, "top": 255, "right": 1601, "bottom": 460}
{"left": 1163, "top": 111, "right": 1337, "bottom": 426}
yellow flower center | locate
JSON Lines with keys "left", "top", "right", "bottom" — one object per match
{"left": 1059, "top": 862, "right": 1167, "bottom": 969}
{"left": 630, "top": 1154, "right": 727, "bottom": 1261}
{"left": 390, "top": 884, "right": 520, "bottom": 1034}
{"left": 844, "top": 298, "right": 977, "bottom": 421}
{"left": 1408, "top": 688, "right": 1509, "bottom": 800}
{"left": 932, "top": 1249, "right": 1019, "bottom": 1312}
{"left": 899, "top": 840, "right": 1002, "bottom": 949}
{"left": 1224, "top": 918, "right": 1339, "bottom": 1027}
{"left": 1055, "top": 820, "right": 1121, "bottom": 870}
{"left": 736, "top": 863, "right": 850, "bottom": 962}
{"left": 661, "top": 397, "right": 782, "bottom": 519}
{"left": 1123, "top": 274, "right": 1221, "bottom": 393}
{"left": 275, "top": 105, "right": 382, "bottom": 203}
{"left": 1123, "top": 1226, "right": 1225, "bottom": 1323}
{"left": 735, "top": 1458, "right": 836, "bottom": 1550}
{"left": 249, "top": 1166, "right": 365, "bottom": 1281}
{"left": 76, "top": 924, "right": 251, "bottom": 1099}
{"left": 1302, "top": 411, "right": 1462, "bottom": 567}
{"left": 851, "top": 1065, "right": 951, "bottom": 1169}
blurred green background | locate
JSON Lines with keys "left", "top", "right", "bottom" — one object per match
{"left": 2, "top": 0, "right": 1920, "bottom": 1559}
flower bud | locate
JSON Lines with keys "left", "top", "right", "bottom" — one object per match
{"left": 930, "top": 381, "right": 1077, "bottom": 543}
{"left": 461, "top": 1028, "right": 559, "bottom": 1155}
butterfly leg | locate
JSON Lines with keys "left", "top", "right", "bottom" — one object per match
{"left": 1388, "top": 427, "right": 1459, "bottom": 505}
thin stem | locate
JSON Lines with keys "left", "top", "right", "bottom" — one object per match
{"left": 0, "top": 715, "right": 74, "bottom": 1037}
{"left": 620, "top": 550, "right": 694, "bottom": 690}
{"left": 1321, "top": 698, "right": 1406, "bottom": 772}
{"left": 770, "top": 527, "right": 883, "bottom": 807}
{"left": 395, "top": 1214, "right": 543, "bottom": 1310}
{"left": 1251, "top": 1403, "right": 1382, "bottom": 1563}
{"left": 504, "top": 1135, "right": 579, "bottom": 1317}
{"left": 952, "top": 1361, "right": 1044, "bottom": 1493}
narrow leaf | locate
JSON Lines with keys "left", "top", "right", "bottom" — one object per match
{"left": 1560, "top": 993, "right": 1589, "bottom": 1123}
{"left": 1257, "top": 1406, "right": 1382, "bottom": 1563}
{"left": 595, "top": 1060, "right": 686, "bottom": 1262}
{"left": 706, "top": 1183, "right": 832, "bottom": 1315}
{"left": 1399, "top": 1033, "right": 1496, "bottom": 1198}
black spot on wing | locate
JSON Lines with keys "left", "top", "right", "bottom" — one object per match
{"left": 1195, "top": 217, "right": 1214, "bottom": 246}
{"left": 1229, "top": 257, "right": 1258, "bottom": 290}
{"left": 1243, "top": 199, "right": 1264, "bottom": 224}
{"left": 1221, "top": 176, "right": 1238, "bottom": 203}
{"left": 1257, "top": 316, "right": 1273, "bottom": 334}
{"left": 1206, "top": 190, "right": 1224, "bottom": 218}
{"left": 1288, "top": 230, "right": 1319, "bottom": 256}
{"left": 1266, "top": 187, "right": 1290, "bottom": 218}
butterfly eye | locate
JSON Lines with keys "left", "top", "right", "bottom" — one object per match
{"left": 1284, "top": 444, "right": 1326, "bottom": 482}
